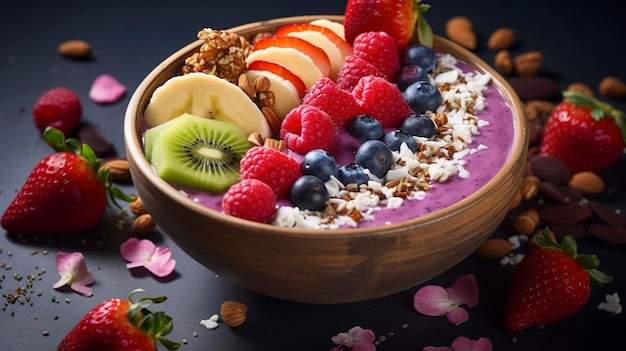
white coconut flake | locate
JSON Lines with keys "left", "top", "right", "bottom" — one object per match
{"left": 597, "top": 293, "right": 622, "bottom": 314}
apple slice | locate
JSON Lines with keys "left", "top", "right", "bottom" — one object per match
{"left": 310, "top": 19, "right": 346, "bottom": 40}
{"left": 247, "top": 61, "right": 303, "bottom": 119}
{"left": 246, "top": 46, "right": 324, "bottom": 89}
{"left": 252, "top": 35, "right": 331, "bottom": 78}
{"left": 275, "top": 23, "right": 352, "bottom": 80}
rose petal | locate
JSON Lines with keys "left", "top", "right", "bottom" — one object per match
{"left": 445, "top": 305, "right": 470, "bottom": 325}
{"left": 120, "top": 237, "right": 176, "bottom": 277}
{"left": 447, "top": 274, "right": 479, "bottom": 308}
{"left": 89, "top": 73, "right": 126, "bottom": 103}
{"left": 414, "top": 285, "right": 454, "bottom": 316}
{"left": 53, "top": 252, "right": 94, "bottom": 297}
{"left": 144, "top": 246, "right": 176, "bottom": 277}
{"left": 450, "top": 336, "right": 493, "bottom": 351}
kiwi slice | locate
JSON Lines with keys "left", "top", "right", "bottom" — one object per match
{"left": 143, "top": 112, "right": 251, "bottom": 193}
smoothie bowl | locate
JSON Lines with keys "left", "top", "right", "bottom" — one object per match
{"left": 124, "top": 15, "right": 527, "bottom": 303}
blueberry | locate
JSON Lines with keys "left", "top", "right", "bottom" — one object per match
{"left": 395, "top": 65, "right": 429, "bottom": 91}
{"left": 402, "top": 44, "right": 437, "bottom": 73}
{"left": 355, "top": 140, "right": 394, "bottom": 178}
{"left": 400, "top": 114, "right": 436, "bottom": 138}
{"left": 301, "top": 149, "right": 338, "bottom": 182}
{"left": 346, "top": 114, "right": 384, "bottom": 142}
{"left": 402, "top": 81, "right": 443, "bottom": 114}
{"left": 337, "top": 163, "right": 369, "bottom": 186}
{"left": 289, "top": 175, "right": 329, "bottom": 211}
{"left": 383, "top": 130, "right": 417, "bottom": 152}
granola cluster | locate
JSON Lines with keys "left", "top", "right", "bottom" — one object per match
{"left": 182, "top": 28, "right": 251, "bottom": 83}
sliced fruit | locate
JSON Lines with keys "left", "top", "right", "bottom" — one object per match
{"left": 143, "top": 112, "right": 251, "bottom": 193}
{"left": 247, "top": 47, "right": 325, "bottom": 89}
{"left": 247, "top": 60, "right": 307, "bottom": 98}
{"left": 275, "top": 23, "right": 352, "bottom": 80}
{"left": 247, "top": 69, "right": 300, "bottom": 120}
{"left": 144, "top": 72, "right": 271, "bottom": 139}
{"left": 252, "top": 35, "right": 331, "bottom": 78}
{"left": 309, "top": 19, "right": 346, "bottom": 40}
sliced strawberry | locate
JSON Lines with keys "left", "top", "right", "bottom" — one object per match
{"left": 275, "top": 23, "right": 353, "bottom": 59}
{"left": 247, "top": 60, "right": 307, "bottom": 98}
{"left": 253, "top": 35, "right": 331, "bottom": 78}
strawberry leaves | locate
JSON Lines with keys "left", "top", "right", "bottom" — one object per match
{"left": 563, "top": 91, "right": 626, "bottom": 142}
{"left": 416, "top": 1, "right": 433, "bottom": 47}
{"left": 126, "top": 289, "right": 179, "bottom": 350}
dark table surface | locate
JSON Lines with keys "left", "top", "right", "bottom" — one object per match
{"left": 1, "top": 0, "right": 625, "bottom": 350}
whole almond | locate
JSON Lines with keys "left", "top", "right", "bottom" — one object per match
{"left": 131, "top": 213, "right": 156, "bottom": 236}
{"left": 530, "top": 155, "right": 572, "bottom": 183}
{"left": 520, "top": 175, "right": 541, "bottom": 200}
{"left": 487, "top": 27, "right": 516, "bottom": 51}
{"left": 494, "top": 50, "right": 513, "bottom": 75}
{"left": 514, "top": 51, "right": 543, "bottom": 76}
{"left": 598, "top": 76, "right": 626, "bottom": 98}
{"left": 58, "top": 39, "right": 92, "bottom": 59}
{"left": 588, "top": 223, "right": 626, "bottom": 244}
{"left": 102, "top": 158, "right": 131, "bottom": 183}
{"left": 220, "top": 300, "right": 248, "bottom": 327}
{"left": 476, "top": 238, "right": 513, "bottom": 259}
{"left": 566, "top": 82, "right": 594, "bottom": 97}
{"left": 508, "top": 187, "right": 523, "bottom": 211}
{"left": 129, "top": 196, "right": 149, "bottom": 216}
{"left": 445, "top": 16, "right": 476, "bottom": 49}
{"left": 588, "top": 201, "right": 626, "bottom": 229}
{"left": 512, "top": 208, "right": 540, "bottom": 235}
{"left": 567, "top": 171, "right": 605, "bottom": 194}
{"left": 538, "top": 203, "right": 592, "bottom": 225}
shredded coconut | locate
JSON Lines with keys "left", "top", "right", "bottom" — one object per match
{"left": 597, "top": 293, "right": 622, "bottom": 314}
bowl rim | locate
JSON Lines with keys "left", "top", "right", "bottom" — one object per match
{"left": 124, "top": 14, "right": 528, "bottom": 239}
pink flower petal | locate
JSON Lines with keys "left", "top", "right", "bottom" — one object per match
{"left": 53, "top": 252, "right": 94, "bottom": 297}
{"left": 450, "top": 336, "right": 493, "bottom": 351}
{"left": 414, "top": 285, "right": 454, "bottom": 316}
{"left": 89, "top": 73, "right": 126, "bottom": 103}
{"left": 331, "top": 326, "right": 376, "bottom": 351}
{"left": 447, "top": 274, "right": 479, "bottom": 308}
{"left": 423, "top": 347, "right": 453, "bottom": 351}
{"left": 120, "top": 237, "right": 176, "bottom": 277}
{"left": 445, "top": 305, "right": 470, "bottom": 325}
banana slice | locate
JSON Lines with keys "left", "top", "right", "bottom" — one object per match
{"left": 144, "top": 72, "right": 271, "bottom": 139}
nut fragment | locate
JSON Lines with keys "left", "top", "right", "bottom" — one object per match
{"left": 220, "top": 300, "right": 248, "bottom": 327}
{"left": 494, "top": 50, "right": 513, "bottom": 75}
{"left": 57, "top": 40, "right": 92, "bottom": 59}
{"left": 567, "top": 171, "right": 605, "bottom": 194}
{"left": 598, "top": 75, "right": 626, "bottom": 98}
{"left": 514, "top": 51, "right": 543, "bottom": 76}
{"left": 476, "top": 238, "right": 513, "bottom": 259}
{"left": 487, "top": 27, "right": 516, "bottom": 51}
{"left": 102, "top": 158, "right": 131, "bottom": 183}
{"left": 261, "top": 106, "right": 282, "bottom": 137}
{"left": 445, "top": 16, "right": 476, "bottom": 49}
{"left": 131, "top": 214, "right": 156, "bottom": 237}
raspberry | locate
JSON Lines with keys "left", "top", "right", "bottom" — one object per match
{"left": 280, "top": 104, "right": 336, "bottom": 154}
{"left": 336, "top": 55, "right": 385, "bottom": 91}
{"left": 352, "top": 75, "right": 414, "bottom": 128}
{"left": 352, "top": 31, "right": 400, "bottom": 80}
{"left": 32, "top": 87, "right": 82, "bottom": 134}
{"left": 302, "top": 77, "right": 360, "bottom": 126}
{"left": 240, "top": 146, "right": 301, "bottom": 198}
{"left": 221, "top": 179, "right": 277, "bottom": 223}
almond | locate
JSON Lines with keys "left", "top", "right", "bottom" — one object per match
{"left": 476, "top": 238, "right": 513, "bottom": 259}
{"left": 487, "top": 27, "right": 516, "bottom": 51}
{"left": 57, "top": 39, "right": 92, "bottom": 59}
{"left": 538, "top": 203, "right": 592, "bottom": 225}
{"left": 520, "top": 175, "right": 541, "bottom": 200}
{"left": 220, "top": 300, "right": 248, "bottom": 327}
{"left": 129, "top": 196, "right": 149, "bottom": 216}
{"left": 494, "top": 50, "right": 513, "bottom": 75}
{"left": 567, "top": 171, "right": 605, "bottom": 194}
{"left": 514, "top": 51, "right": 543, "bottom": 76}
{"left": 566, "top": 82, "right": 594, "bottom": 97}
{"left": 598, "top": 75, "right": 626, "bottom": 98}
{"left": 512, "top": 208, "right": 540, "bottom": 235}
{"left": 131, "top": 213, "right": 156, "bottom": 237}
{"left": 102, "top": 158, "right": 131, "bottom": 183}
{"left": 445, "top": 16, "right": 476, "bottom": 49}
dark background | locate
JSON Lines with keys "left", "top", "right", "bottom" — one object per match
{"left": 1, "top": 0, "right": 625, "bottom": 350}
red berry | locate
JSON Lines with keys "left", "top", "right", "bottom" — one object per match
{"left": 352, "top": 75, "right": 414, "bottom": 128}
{"left": 221, "top": 179, "right": 277, "bottom": 223}
{"left": 352, "top": 31, "right": 400, "bottom": 79}
{"left": 32, "top": 87, "right": 82, "bottom": 134}
{"left": 336, "top": 55, "right": 385, "bottom": 92}
{"left": 280, "top": 105, "right": 336, "bottom": 154}
{"left": 302, "top": 77, "right": 360, "bottom": 126}
{"left": 240, "top": 146, "right": 301, "bottom": 198}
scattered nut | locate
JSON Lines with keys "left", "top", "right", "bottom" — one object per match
{"left": 567, "top": 171, "right": 605, "bottom": 194}
{"left": 520, "top": 175, "right": 541, "bottom": 200}
{"left": 508, "top": 75, "right": 560, "bottom": 101}
{"left": 514, "top": 51, "right": 543, "bottom": 76}
{"left": 494, "top": 50, "right": 514, "bottom": 75}
{"left": 129, "top": 197, "right": 149, "bottom": 216}
{"left": 220, "top": 300, "right": 248, "bottom": 327}
{"left": 131, "top": 214, "right": 156, "bottom": 236}
{"left": 598, "top": 76, "right": 626, "bottom": 98}
{"left": 445, "top": 16, "right": 476, "bottom": 49}
{"left": 476, "top": 238, "right": 513, "bottom": 259}
{"left": 512, "top": 208, "right": 540, "bottom": 235}
{"left": 57, "top": 39, "right": 92, "bottom": 59}
{"left": 566, "top": 82, "right": 594, "bottom": 97}
{"left": 538, "top": 203, "right": 592, "bottom": 225}
{"left": 102, "top": 158, "right": 131, "bottom": 183}
{"left": 487, "top": 27, "right": 516, "bottom": 51}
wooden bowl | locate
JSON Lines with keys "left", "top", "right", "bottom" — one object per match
{"left": 124, "top": 15, "right": 528, "bottom": 304}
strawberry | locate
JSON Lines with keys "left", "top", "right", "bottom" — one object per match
{"left": 57, "top": 288, "right": 179, "bottom": 351}
{"left": 540, "top": 91, "right": 626, "bottom": 173}
{"left": 1, "top": 127, "right": 135, "bottom": 234}
{"left": 352, "top": 75, "right": 414, "bottom": 127}
{"left": 502, "top": 228, "right": 612, "bottom": 332}
{"left": 33, "top": 87, "right": 82, "bottom": 135}
{"left": 352, "top": 31, "right": 400, "bottom": 79}
{"left": 344, "top": 0, "right": 433, "bottom": 52}
{"left": 302, "top": 77, "right": 360, "bottom": 126}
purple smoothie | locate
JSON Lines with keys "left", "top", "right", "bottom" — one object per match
{"left": 142, "top": 58, "right": 515, "bottom": 229}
